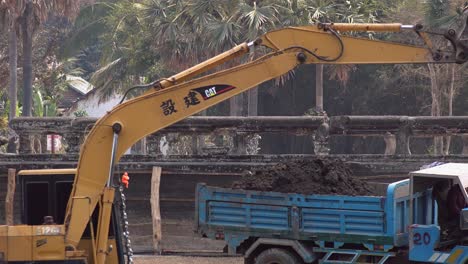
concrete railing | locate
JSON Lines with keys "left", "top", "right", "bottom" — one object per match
{"left": 9, "top": 116, "right": 468, "bottom": 156}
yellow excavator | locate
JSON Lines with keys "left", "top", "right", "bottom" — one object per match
{"left": 3, "top": 9, "right": 468, "bottom": 263}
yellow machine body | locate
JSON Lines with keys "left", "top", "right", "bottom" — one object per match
{"left": 1, "top": 169, "right": 119, "bottom": 263}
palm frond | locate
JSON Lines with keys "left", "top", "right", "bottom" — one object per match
{"left": 90, "top": 57, "right": 127, "bottom": 99}
{"left": 206, "top": 18, "right": 240, "bottom": 51}
{"left": 61, "top": 3, "right": 111, "bottom": 58}
{"left": 238, "top": 1, "right": 280, "bottom": 39}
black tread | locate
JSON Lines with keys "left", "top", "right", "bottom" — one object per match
{"left": 254, "top": 248, "right": 302, "bottom": 264}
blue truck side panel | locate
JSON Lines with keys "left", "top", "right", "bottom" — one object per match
{"left": 196, "top": 179, "right": 436, "bottom": 252}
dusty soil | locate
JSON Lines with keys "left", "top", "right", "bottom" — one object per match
{"left": 134, "top": 255, "right": 243, "bottom": 264}
{"left": 232, "top": 158, "right": 375, "bottom": 196}
{"left": 133, "top": 253, "right": 410, "bottom": 264}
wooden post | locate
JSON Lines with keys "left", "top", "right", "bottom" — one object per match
{"left": 5, "top": 168, "right": 16, "bottom": 225}
{"left": 151, "top": 166, "right": 162, "bottom": 254}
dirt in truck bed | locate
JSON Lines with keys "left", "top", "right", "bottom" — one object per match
{"left": 232, "top": 158, "right": 376, "bottom": 196}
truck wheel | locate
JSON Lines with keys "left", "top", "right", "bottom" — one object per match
{"left": 255, "top": 248, "right": 302, "bottom": 264}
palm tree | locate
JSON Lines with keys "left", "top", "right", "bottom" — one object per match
{"left": 0, "top": 1, "right": 82, "bottom": 152}
{"left": 302, "top": 0, "right": 335, "bottom": 113}
{"left": 174, "top": 0, "right": 284, "bottom": 116}
{"left": 18, "top": 0, "right": 80, "bottom": 116}
{"left": 302, "top": 0, "right": 385, "bottom": 114}
{"left": 71, "top": 1, "right": 160, "bottom": 101}
{"left": 1, "top": 1, "right": 20, "bottom": 121}
{"left": 1, "top": 1, "right": 23, "bottom": 152}
{"left": 83, "top": 0, "right": 284, "bottom": 115}
{"left": 67, "top": 0, "right": 389, "bottom": 117}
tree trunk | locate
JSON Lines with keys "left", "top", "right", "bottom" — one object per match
{"left": 443, "top": 64, "right": 456, "bottom": 155}
{"left": 21, "top": 1, "right": 33, "bottom": 117}
{"left": 315, "top": 64, "right": 323, "bottom": 112}
{"left": 428, "top": 64, "right": 443, "bottom": 155}
{"left": 7, "top": 20, "right": 18, "bottom": 153}
{"left": 448, "top": 64, "right": 455, "bottom": 114}
{"left": 8, "top": 21, "right": 17, "bottom": 120}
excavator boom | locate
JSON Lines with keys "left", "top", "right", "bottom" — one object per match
{"left": 63, "top": 15, "right": 468, "bottom": 250}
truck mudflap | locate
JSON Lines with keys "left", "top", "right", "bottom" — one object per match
{"left": 409, "top": 224, "right": 468, "bottom": 263}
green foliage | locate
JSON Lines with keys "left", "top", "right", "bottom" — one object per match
{"left": 58, "top": 0, "right": 467, "bottom": 124}
{"left": 0, "top": 90, "right": 10, "bottom": 130}
{"left": 61, "top": 0, "right": 393, "bottom": 102}
{"left": 32, "top": 89, "right": 58, "bottom": 117}
{"left": 61, "top": 3, "right": 112, "bottom": 59}
{"left": 73, "top": 109, "right": 88, "bottom": 117}
{"left": 3, "top": 97, "right": 22, "bottom": 118}
{"left": 32, "top": 89, "right": 44, "bottom": 117}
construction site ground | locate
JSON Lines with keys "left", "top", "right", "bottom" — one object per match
{"left": 133, "top": 254, "right": 410, "bottom": 264}
{"left": 134, "top": 255, "right": 242, "bottom": 264}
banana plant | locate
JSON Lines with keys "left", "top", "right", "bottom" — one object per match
{"left": 33, "top": 89, "right": 58, "bottom": 117}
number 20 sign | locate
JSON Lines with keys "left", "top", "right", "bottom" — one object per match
{"left": 413, "top": 232, "right": 431, "bottom": 245}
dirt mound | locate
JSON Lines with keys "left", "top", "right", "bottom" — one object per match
{"left": 232, "top": 158, "right": 376, "bottom": 196}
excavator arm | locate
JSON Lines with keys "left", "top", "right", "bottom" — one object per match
{"left": 63, "top": 14, "right": 468, "bottom": 261}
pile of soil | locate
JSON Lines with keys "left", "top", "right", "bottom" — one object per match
{"left": 232, "top": 158, "right": 376, "bottom": 196}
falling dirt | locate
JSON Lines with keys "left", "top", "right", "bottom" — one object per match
{"left": 232, "top": 158, "right": 376, "bottom": 196}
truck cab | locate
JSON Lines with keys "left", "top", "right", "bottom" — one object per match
{"left": 409, "top": 163, "right": 468, "bottom": 263}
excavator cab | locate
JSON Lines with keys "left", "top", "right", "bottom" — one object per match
{"left": 16, "top": 169, "right": 123, "bottom": 264}
{"left": 18, "top": 169, "right": 74, "bottom": 225}
{"left": 408, "top": 163, "right": 468, "bottom": 263}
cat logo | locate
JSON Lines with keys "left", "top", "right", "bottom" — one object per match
{"left": 193, "top": 84, "right": 236, "bottom": 100}
{"left": 36, "top": 238, "right": 47, "bottom": 248}
{"left": 205, "top": 87, "right": 217, "bottom": 98}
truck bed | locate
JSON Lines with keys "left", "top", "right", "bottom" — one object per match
{"left": 195, "top": 179, "right": 436, "bottom": 252}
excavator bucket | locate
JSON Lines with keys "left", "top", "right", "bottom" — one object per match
{"left": 447, "top": 7, "right": 468, "bottom": 63}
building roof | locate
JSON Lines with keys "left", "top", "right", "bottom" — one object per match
{"left": 57, "top": 76, "right": 95, "bottom": 109}
{"left": 65, "top": 75, "right": 94, "bottom": 95}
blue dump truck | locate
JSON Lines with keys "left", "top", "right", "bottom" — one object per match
{"left": 195, "top": 179, "right": 435, "bottom": 263}
{"left": 195, "top": 163, "right": 468, "bottom": 263}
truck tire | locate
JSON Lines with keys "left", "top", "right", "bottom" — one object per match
{"left": 254, "top": 248, "right": 302, "bottom": 264}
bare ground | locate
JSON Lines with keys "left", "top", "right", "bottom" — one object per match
{"left": 134, "top": 255, "right": 243, "bottom": 264}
